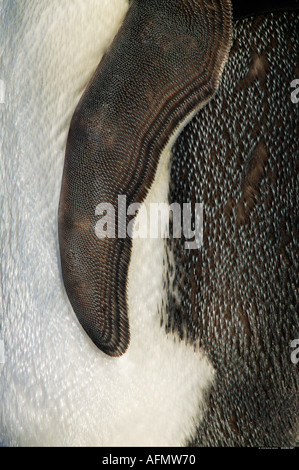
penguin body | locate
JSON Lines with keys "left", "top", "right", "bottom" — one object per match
{"left": 0, "top": 0, "right": 298, "bottom": 447}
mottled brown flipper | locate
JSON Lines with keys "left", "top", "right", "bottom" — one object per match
{"left": 58, "top": 0, "right": 232, "bottom": 357}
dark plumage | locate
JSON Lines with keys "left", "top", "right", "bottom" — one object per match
{"left": 165, "top": 11, "right": 298, "bottom": 446}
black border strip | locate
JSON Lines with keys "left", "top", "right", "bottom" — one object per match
{"left": 233, "top": 0, "right": 299, "bottom": 19}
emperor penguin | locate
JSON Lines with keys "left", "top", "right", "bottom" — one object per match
{"left": 0, "top": 0, "right": 298, "bottom": 447}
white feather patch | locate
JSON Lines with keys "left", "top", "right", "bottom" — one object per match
{"left": 0, "top": 0, "right": 214, "bottom": 446}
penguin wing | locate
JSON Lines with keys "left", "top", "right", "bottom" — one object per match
{"left": 58, "top": 0, "right": 233, "bottom": 356}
